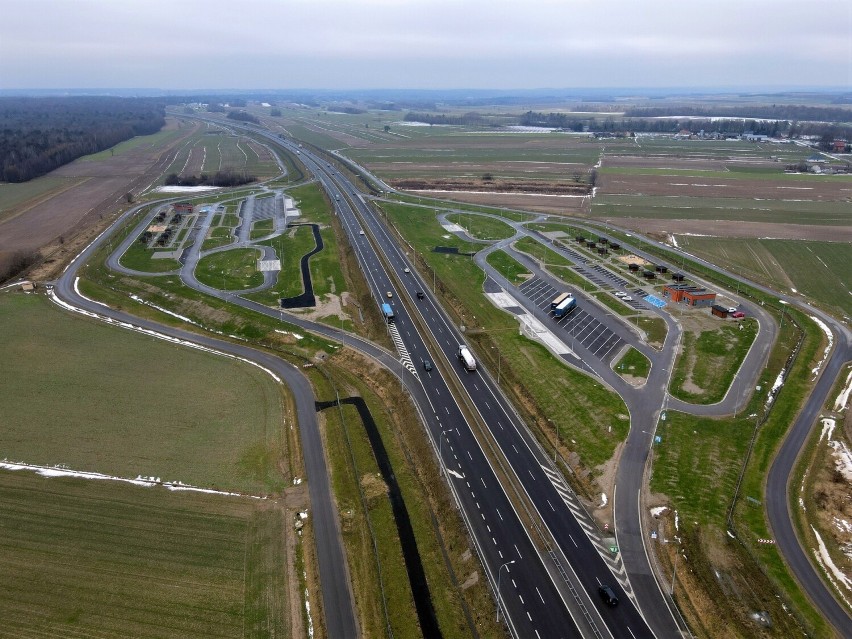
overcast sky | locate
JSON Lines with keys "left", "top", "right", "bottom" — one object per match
{"left": 2, "top": 0, "right": 850, "bottom": 91}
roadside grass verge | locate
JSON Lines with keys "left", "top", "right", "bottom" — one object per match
{"left": 446, "top": 212, "right": 516, "bottom": 240}
{"left": 251, "top": 226, "right": 317, "bottom": 301}
{"left": 614, "top": 347, "right": 651, "bottom": 381}
{"left": 645, "top": 286, "right": 830, "bottom": 634}
{"left": 378, "top": 201, "right": 628, "bottom": 483}
{"left": 589, "top": 290, "right": 634, "bottom": 316}
{"left": 790, "top": 363, "right": 852, "bottom": 618}
{"left": 318, "top": 352, "right": 511, "bottom": 639}
{"left": 0, "top": 470, "right": 288, "bottom": 638}
{"left": 486, "top": 250, "right": 531, "bottom": 285}
{"left": 196, "top": 247, "right": 264, "bottom": 290}
{"left": 670, "top": 319, "right": 758, "bottom": 404}
{"left": 387, "top": 192, "right": 536, "bottom": 222}
{"left": 0, "top": 292, "right": 289, "bottom": 494}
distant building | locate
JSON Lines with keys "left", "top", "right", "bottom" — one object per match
{"left": 174, "top": 202, "right": 194, "bottom": 213}
{"left": 833, "top": 139, "right": 848, "bottom": 153}
{"left": 743, "top": 132, "right": 769, "bottom": 142}
{"left": 807, "top": 154, "right": 827, "bottom": 164}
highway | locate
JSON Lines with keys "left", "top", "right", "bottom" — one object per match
{"left": 68, "top": 110, "right": 852, "bottom": 637}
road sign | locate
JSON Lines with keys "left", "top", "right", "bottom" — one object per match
{"left": 609, "top": 545, "right": 619, "bottom": 554}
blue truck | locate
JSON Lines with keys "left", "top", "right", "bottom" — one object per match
{"left": 381, "top": 302, "right": 395, "bottom": 321}
{"left": 553, "top": 295, "right": 576, "bottom": 318}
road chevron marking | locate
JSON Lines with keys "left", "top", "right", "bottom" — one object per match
{"left": 540, "top": 463, "right": 637, "bottom": 603}
{"left": 387, "top": 323, "right": 417, "bottom": 376}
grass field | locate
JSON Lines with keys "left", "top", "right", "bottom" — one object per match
{"left": 486, "top": 250, "right": 532, "bottom": 285}
{"left": 196, "top": 247, "right": 264, "bottom": 291}
{"left": 0, "top": 176, "right": 84, "bottom": 224}
{"left": 119, "top": 236, "right": 182, "bottom": 273}
{"left": 0, "top": 292, "right": 288, "bottom": 494}
{"left": 445, "top": 212, "right": 516, "bottom": 240}
{"left": 614, "top": 347, "right": 651, "bottom": 380}
{"left": 670, "top": 319, "right": 758, "bottom": 404}
{"left": 0, "top": 470, "right": 288, "bottom": 638}
{"left": 674, "top": 236, "right": 852, "bottom": 320}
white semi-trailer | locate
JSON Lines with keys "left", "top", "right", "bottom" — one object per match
{"left": 457, "top": 345, "right": 477, "bottom": 371}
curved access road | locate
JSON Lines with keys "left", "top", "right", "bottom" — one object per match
{"left": 53, "top": 202, "right": 360, "bottom": 639}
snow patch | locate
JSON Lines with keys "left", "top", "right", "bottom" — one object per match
{"left": 275, "top": 329, "right": 304, "bottom": 340}
{"left": 766, "top": 370, "right": 785, "bottom": 408}
{"left": 0, "top": 461, "right": 265, "bottom": 498}
{"left": 600, "top": 493, "right": 608, "bottom": 507}
{"left": 650, "top": 506, "right": 668, "bottom": 517}
{"left": 811, "top": 526, "right": 852, "bottom": 599}
{"left": 820, "top": 418, "right": 836, "bottom": 442}
{"left": 809, "top": 315, "right": 834, "bottom": 380}
{"left": 674, "top": 510, "right": 679, "bottom": 531}
{"left": 154, "top": 186, "right": 221, "bottom": 193}
{"left": 668, "top": 234, "right": 679, "bottom": 248}
{"left": 829, "top": 439, "right": 852, "bottom": 482}
{"left": 834, "top": 369, "right": 852, "bottom": 412}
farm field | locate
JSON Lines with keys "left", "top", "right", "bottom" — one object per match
{"left": 0, "top": 118, "right": 200, "bottom": 272}
{"left": 0, "top": 469, "right": 288, "bottom": 639}
{"left": 674, "top": 236, "right": 852, "bottom": 320}
{"left": 159, "top": 123, "right": 281, "bottom": 183}
{"left": 0, "top": 292, "right": 288, "bottom": 495}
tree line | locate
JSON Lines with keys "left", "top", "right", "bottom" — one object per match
{"left": 0, "top": 97, "right": 165, "bottom": 183}
{"left": 164, "top": 169, "right": 256, "bottom": 188}
{"left": 226, "top": 110, "right": 260, "bottom": 124}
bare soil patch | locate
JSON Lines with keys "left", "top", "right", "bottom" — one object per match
{"left": 403, "top": 189, "right": 588, "bottom": 215}
{"left": 391, "top": 177, "right": 589, "bottom": 196}
{"left": 0, "top": 118, "right": 200, "bottom": 278}
{"left": 599, "top": 172, "right": 852, "bottom": 200}
{"left": 616, "top": 253, "right": 650, "bottom": 267}
{"left": 617, "top": 217, "right": 852, "bottom": 243}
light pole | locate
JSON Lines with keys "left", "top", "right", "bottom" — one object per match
{"left": 496, "top": 560, "right": 516, "bottom": 623}
{"left": 670, "top": 547, "right": 680, "bottom": 596}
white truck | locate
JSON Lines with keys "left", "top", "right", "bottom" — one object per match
{"left": 457, "top": 345, "right": 477, "bottom": 371}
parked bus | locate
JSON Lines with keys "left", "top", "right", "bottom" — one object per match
{"left": 553, "top": 295, "right": 577, "bottom": 318}
{"left": 551, "top": 292, "right": 571, "bottom": 310}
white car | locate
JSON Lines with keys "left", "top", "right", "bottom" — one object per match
{"left": 614, "top": 291, "right": 627, "bottom": 298}
{"left": 359, "top": 230, "right": 365, "bottom": 235}
{"left": 728, "top": 307, "right": 737, "bottom": 314}
{"left": 623, "top": 296, "right": 633, "bottom": 302}
{"left": 404, "top": 267, "right": 410, "bottom": 273}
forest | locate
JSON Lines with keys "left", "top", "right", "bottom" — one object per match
{"left": 0, "top": 96, "right": 166, "bottom": 183}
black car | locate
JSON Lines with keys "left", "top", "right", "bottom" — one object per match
{"left": 416, "top": 291, "right": 424, "bottom": 300}
{"left": 422, "top": 359, "right": 433, "bottom": 372}
{"left": 598, "top": 584, "right": 619, "bottom": 607}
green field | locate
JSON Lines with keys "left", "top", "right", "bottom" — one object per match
{"left": 196, "top": 247, "right": 264, "bottom": 291}
{"left": 0, "top": 292, "right": 287, "bottom": 494}
{"left": 0, "top": 470, "right": 288, "bottom": 638}
{"left": 674, "top": 237, "right": 852, "bottom": 320}
{"left": 670, "top": 320, "right": 758, "bottom": 404}
{"left": 445, "top": 212, "right": 516, "bottom": 240}
{"left": 614, "top": 347, "right": 651, "bottom": 380}
{"left": 486, "top": 250, "right": 531, "bottom": 285}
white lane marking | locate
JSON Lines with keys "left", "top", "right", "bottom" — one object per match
{"left": 547, "top": 499, "right": 555, "bottom": 511}
{"left": 496, "top": 508, "right": 503, "bottom": 521}
{"left": 536, "top": 587, "right": 545, "bottom": 604}
{"left": 569, "top": 534, "right": 578, "bottom": 548}
{"left": 515, "top": 544, "right": 523, "bottom": 558}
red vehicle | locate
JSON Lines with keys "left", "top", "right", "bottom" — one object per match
{"left": 732, "top": 311, "right": 745, "bottom": 318}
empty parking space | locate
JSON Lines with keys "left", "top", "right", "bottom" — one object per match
{"left": 517, "top": 277, "right": 624, "bottom": 362}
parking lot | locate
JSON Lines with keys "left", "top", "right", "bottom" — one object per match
{"left": 518, "top": 277, "right": 625, "bottom": 362}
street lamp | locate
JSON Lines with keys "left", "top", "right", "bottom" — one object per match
{"left": 496, "top": 560, "right": 516, "bottom": 623}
